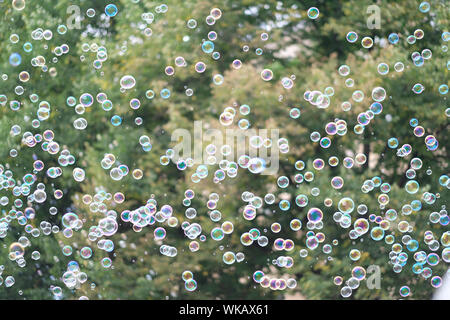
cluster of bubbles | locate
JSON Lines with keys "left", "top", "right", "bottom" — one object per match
{"left": 253, "top": 270, "right": 298, "bottom": 291}
{"left": 0, "top": 2, "right": 448, "bottom": 301}
{"left": 62, "top": 261, "right": 88, "bottom": 291}
{"left": 182, "top": 270, "right": 198, "bottom": 292}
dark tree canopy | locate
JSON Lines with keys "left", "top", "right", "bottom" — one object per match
{"left": 0, "top": 0, "right": 448, "bottom": 300}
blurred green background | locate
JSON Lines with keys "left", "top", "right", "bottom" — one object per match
{"left": 0, "top": 0, "right": 448, "bottom": 300}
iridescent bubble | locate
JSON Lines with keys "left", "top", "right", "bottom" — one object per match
{"left": 312, "top": 158, "right": 325, "bottom": 170}
{"left": 101, "top": 257, "right": 112, "bottom": 268}
{"left": 371, "top": 227, "right": 385, "bottom": 241}
{"left": 331, "top": 176, "right": 344, "bottom": 189}
{"left": 431, "top": 276, "right": 442, "bottom": 288}
{"left": 412, "top": 83, "right": 425, "bottom": 94}
{"left": 223, "top": 251, "right": 236, "bottom": 265}
{"left": 405, "top": 180, "right": 420, "bottom": 194}
{"left": 260, "top": 69, "right": 273, "bottom": 81}
{"left": 9, "top": 53, "right": 22, "bottom": 67}
{"left": 120, "top": 75, "right": 136, "bottom": 89}
{"left": 399, "top": 286, "right": 411, "bottom": 297}
{"left": 439, "top": 84, "right": 449, "bottom": 95}
{"left": 213, "top": 74, "right": 224, "bottom": 85}
{"left": 80, "top": 247, "right": 93, "bottom": 259}
{"left": 388, "top": 33, "right": 399, "bottom": 44}
{"left": 111, "top": 115, "right": 122, "bottom": 126}
{"left": 187, "top": 19, "right": 197, "bottom": 29}
{"left": 338, "top": 197, "right": 354, "bottom": 214}
{"left": 306, "top": 236, "right": 319, "bottom": 250}
{"left": 12, "top": 0, "right": 26, "bottom": 11}
{"left": 105, "top": 4, "right": 118, "bottom": 17}
{"left": 280, "top": 77, "right": 293, "bottom": 90}
{"left": 182, "top": 270, "right": 194, "bottom": 282}
{"left": 346, "top": 31, "right": 358, "bottom": 43}
{"left": 160, "top": 88, "right": 171, "bottom": 99}
{"left": 361, "top": 37, "right": 374, "bottom": 49}
{"left": 232, "top": 59, "right": 242, "bottom": 69}
{"left": 154, "top": 227, "right": 166, "bottom": 240}
{"left": 307, "top": 7, "right": 320, "bottom": 19}
{"left": 349, "top": 249, "right": 361, "bottom": 261}
{"left": 338, "top": 65, "right": 351, "bottom": 76}
{"left": 72, "top": 168, "right": 86, "bottom": 182}
{"left": 414, "top": 29, "right": 424, "bottom": 39}
{"left": 211, "top": 227, "right": 225, "bottom": 241}
{"left": 185, "top": 279, "right": 197, "bottom": 292}
{"left": 352, "top": 266, "right": 366, "bottom": 281}
{"left": 419, "top": 1, "right": 430, "bottom": 13}
{"left": 201, "top": 41, "right": 215, "bottom": 54}
{"left": 307, "top": 208, "right": 323, "bottom": 223}
{"left": 195, "top": 62, "right": 206, "bottom": 73}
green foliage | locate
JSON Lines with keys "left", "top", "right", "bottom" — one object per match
{"left": 0, "top": 0, "right": 448, "bottom": 300}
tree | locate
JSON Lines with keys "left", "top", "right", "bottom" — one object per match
{"left": 0, "top": 0, "right": 448, "bottom": 300}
